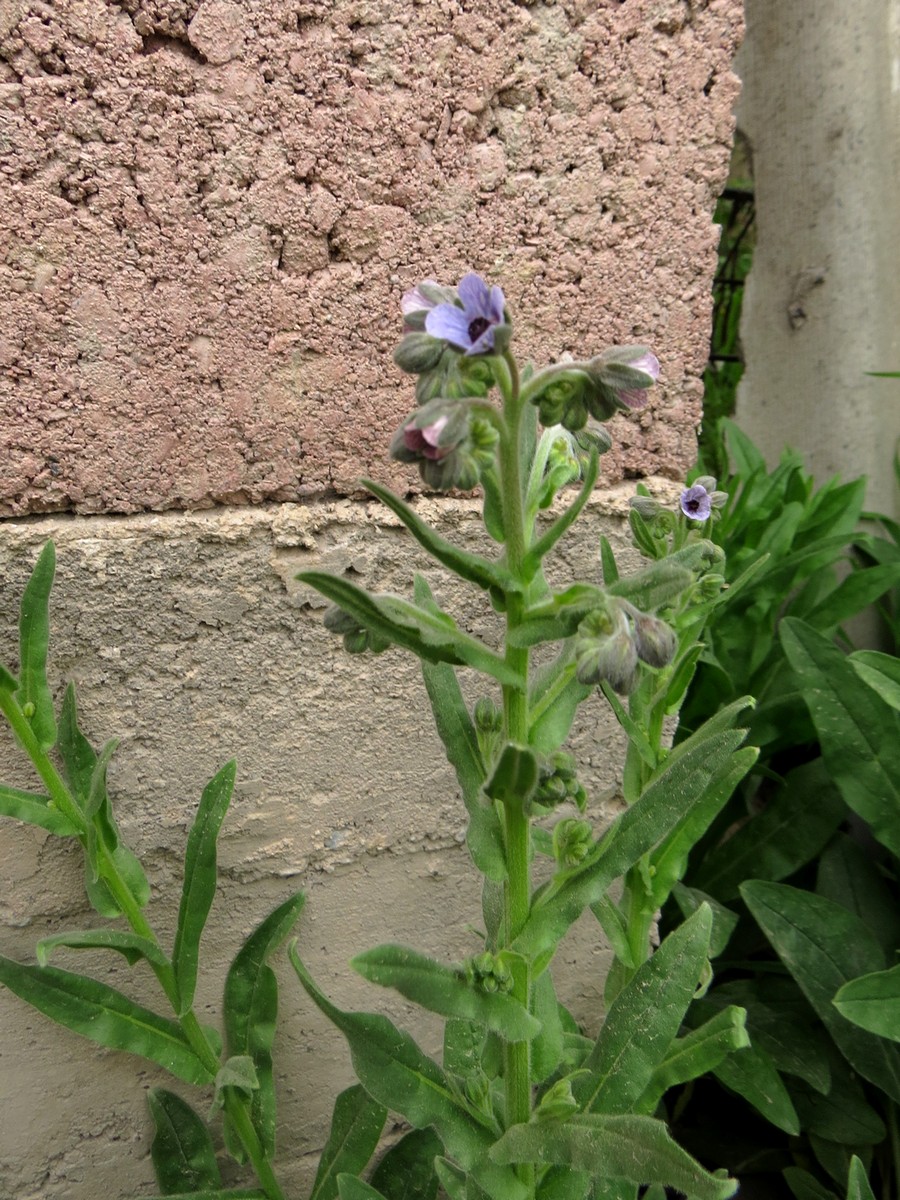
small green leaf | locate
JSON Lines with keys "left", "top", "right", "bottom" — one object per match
{"left": 849, "top": 649, "right": 900, "bottom": 711}
{"left": 846, "top": 1156, "right": 877, "bottom": 1200}
{"left": 484, "top": 744, "right": 538, "bottom": 809}
{"left": 211, "top": 1055, "right": 259, "bottom": 1115}
{"left": 352, "top": 945, "right": 540, "bottom": 1043}
{"left": 0, "top": 784, "right": 79, "bottom": 836}
{"left": 337, "top": 1177, "right": 389, "bottom": 1200}
{"left": 224, "top": 891, "right": 306, "bottom": 1159}
{"left": 599, "top": 536, "right": 619, "bottom": 586}
{"left": 834, "top": 963, "right": 900, "bottom": 1040}
{"left": 173, "top": 762, "right": 236, "bottom": 1016}
{"left": 490, "top": 1114, "right": 737, "bottom": 1200}
{"left": 137, "top": 1191, "right": 265, "bottom": 1200}
{"left": 782, "top": 1167, "right": 839, "bottom": 1200}
{"left": 523, "top": 449, "right": 599, "bottom": 576}
{"left": 713, "top": 1041, "right": 799, "bottom": 1134}
{"left": 36, "top": 929, "right": 168, "bottom": 969}
{"left": 0, "top": 955, "right": 213, "bottom": 1085}
{"left": 370, "top": 1128, "right": 442, "bottom": 1200}
{"left": 670, "top": 885, "right": 739, "bottom": 958}
{"left": 148, "top": 1088, "right": 222, "bottom": 1195}
{"left": 363, "top": 479, "right": 518, "bottom": 596}
{"left": 310, "top": 1085, "right": 388, "bottom": 1200}
{"left": 16, "top": 542, "right": 57, "bottom": 751}
{"left": 0, "top": 662, "right": 18, "bottom": 692}
{"left": 637, "top": 1006, "right": 749, "bottom": 1114}
{"left": 433, "top": 1157, "right": 467, "bottom": 1200}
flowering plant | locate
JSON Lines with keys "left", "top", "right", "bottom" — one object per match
{"left": 0, "top": 274, "right": 758, "bottom": 1200}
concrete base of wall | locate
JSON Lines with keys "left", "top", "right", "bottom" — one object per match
{"left": 0, "top": 488, "right": 671, "bottom": 1197}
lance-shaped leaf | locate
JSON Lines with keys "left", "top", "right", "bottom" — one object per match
{"left": 434, "top": 1157, "right": 467, "bottom": 1200}
{"left": 741, "top": 881, "right": 900, "bottom": 1103}
{"left": 534, "top": 1164, "right": 592, "bottom": 1200}
{"left": 791, "top": 1064, "right": 885, "bottom": 1145}
{"left": 300, "top": 573, "right": 521, "bottom": 687}
{"left": 849, "top": 649, "right": 900, "bottom": 711}
{"left": 16, "top": 541, "right": 57, "bottom": 751}
{"left": 58, "top": 682, "right": 95, "bottom": 802}
{"left": 610, "top": 542, "right": 718, "bottom": 609}
{"left": 574, "top": 906, "right": 714, "bottom": 1115}
{"left": 514, "top": 726, "right": 749, "bottom": 959}
{"left": 363, "top": 479, "right": 518, "bottom": 595}
{"left": 779, "top": 617, "right": 900, "bottom": 857}
{"left": 289, "top": 947, "right": 527, "bottom": 1200}
{"left": 637, "top": 1006, "right": 749, "bottom": 1114}
{"left": 352, "top": 945, "right": 540, "bottom": 1043}
{"left": 834, "top": 963, "right": 900, "bottom": 1041}
{"left": 415, "top": 583, "right": 503, "bottom": 882}
{"left": 713, "top": 1040, "right": 799, "bottom": 1134}
{"left": 484, "top": 745, "right": 538, "bottom": 810}
{"left": 224, "top": 891, "right": 306, "bottom": 1159}
{"left": 693, "top": 757, "right": 845, "bottom": 902}
{"left": 803, "top": 564, "right": 900, "bottom": 633}
{"left": 0, "top": 662, "right": 18, "bottom": 692}
{"left": 670, "top": 885, "right": 739, "bottom": 958}
{"left": 148, "top": 1088, "right": 222, "bottom": 1194}
{"left": 370, "top": 1127, "right": 442, "bottom": 1200}
{"left": 0, "top": 784, "right": 79, "bottom": 836}
{"left": 36, "top": 929, "right": 169, "bottom": 970}
{"left": 506, "top": 585, "right": 604, "bottom": 649}
{"left": 782, "top": 1168, "right": 839, "bottom": 1200}
{"left": 522, "top": 448, "right": 599, "bottom": 576}
{"left": 527, "top": 655, "right": 592, "bottom": 755}
{"left": 173, "top": 762, "right": 236, "bottom": 1016}
{"left": 310, "top": 1085, "right": 388, "bottom": 1200}
{"left": 0, "top": 955, "right": 213, "bottom": 1085}
{"left": 490, "top": 1114, "right": 737, "bottom": 1200}
{"left": 846, "top": 1156, "right": 877, "bottom": 1200}
{"left": 817, "top": 833, "right": 900, "bottom": 958}
{"left": 211, "top": 1055, "right": 259, "bottom": 1116}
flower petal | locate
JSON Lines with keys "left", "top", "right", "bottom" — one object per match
{"left": 426, "top": 303, "right": 473, "bottom": 349}
{"left": 457, "top": 272, "right": 491, "bottom": 314}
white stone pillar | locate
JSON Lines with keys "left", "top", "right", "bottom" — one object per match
{"left": 737, "top": 0, "right": 900, "bottom": 516}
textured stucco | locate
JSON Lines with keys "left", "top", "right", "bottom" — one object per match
{"left": 0, "top": 483, "right": 684, "bottom": 1198}
{"left": 1, "top": 0, "right": 742, "bottom": 515}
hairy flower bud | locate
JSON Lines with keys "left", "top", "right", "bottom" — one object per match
{"left": 466, "top": 950, "right": 513, "bottom": 995}
{"left": 552, "top": 817, "right": 594, "bottom": 869}
{"left": 632, "top": 613, "right": 677, "bottom": 669}
{"left": 574, "top": 604, "right": 638, "bottom": 693}
{"left": 393, "top": 331, "right": 446, "bottom": 375}
{"left": 474, "top": 696, "right": 503, "bottom": 735}
{"left": 628, "top": 495, "right": 662, "bottom": 521}
{"left": 391, "top": 398, "right": 498, "bottom": 492}
{"left": 588, "top": 345, "right": 660, "bottom": 412}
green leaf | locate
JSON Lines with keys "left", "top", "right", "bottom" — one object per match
{"left": 849, "top": 649, "right": 900, "bottom": 711}
{"left": 608, "top": 559, "right": 695, "bottom": 611}
{"left": 599, "top": 536, "right": 619, "bottom": 587}
{"left": 433, "top": 1157, "right": 467, "bottom": 1200}
{"left": 353, "top": 945, "right": 539, "bottom": 1042}
{"left": 741, "top": 881, "right": 900, "bottom": 1102}
{"left": 670, "top": 885, "right": 739, "bottom": 958}
{"left": 803, "top": 565, "right": 900, "bottom": 633}
{"left": 515, "top": 725, "right": 750, "bottom": 959}
{"left": 58, "top": 683, "right": 95, "bottom": 803}
{"left": 846, "top": 1156, "right": 877, "bottom": 1200}
{"left": 337, "top": 1177, "right": 388, "bottom": 1200}
{"left": 713, "top": 1041, "right": 799, "bottom": 1134}
{"left": 528, "top": 657, "right": 592, "bottom": 754}
{"left": 637, "top": 1006, "right": 748, "bottom": 1112}
{"left": 692, "top": 758, "right": 846, "bottom": 901}
{"left": 173, "top": 762, "right": 236, "bottom": 1016}
{"left": 370, "top": 1128, "right": 442, "bottom": 1200}
{"left": 0, "top": 662, "right": 18, "bottom": 692}
{"left": 36, "top": 929, "right": 168, "bottom": 969}
{"left": 224, "top": 892, "right": 306, "bottom": 1160}
{"left": 137, "top": 1191, "right": 265, "bottom": 1200}
{"left": 0, "top": 955, "right": 213, "bottom": 1084}
{"left": 575, "top": 906, "right": 713, "bottom": 1115}
{"left": 523, "top": 449, "right": 599, "bottom": 576}
{"left": 418, "top": 658, "right": 503, "bottom": 881}
{"left": 299, "top": 573, "right": 522, "bottom": 687}
{"left": 790, "top": 1064, "right": 886, "bottom": 1144}
{"left": 834, "top": 963, "right": 900, "bottom": 1040}
{"left": 484, "top": 744, "right": 538, "bottom": 809}
{"left": 0, "top": 784, "right": 79, "bottom": 836}
{"left": 490, "top": 1114, "right": 737, "bottom": 1199}
{"left": 779, "top": 618, "right": 900, "bottom": 856}
{"left": 148, "top": 1088, "right": 222, "bottom": 1195}
{"left": 289, "top": 946, "right": 528, "bottom": 1200}
{"left": 443, "top": 1017, "right": 484, "bottom": 1079}
{"left": 530, "top": 970, "right": 565, "bottom": 1084}
{"left": 211, "top": 1055, "right": 259, "bottom": 1115}
{"left": 782, "top": 1168, "right": 839, "bottom": 1200}
{"left": 817, "top": 833, "right": 900, "bottom": 957}
{"left": 363, "top": 479, "right": 518, "bottom": 596}
{"left": 310, "top": 1085, "right": 388, "bottom": 1200}
{"left": 16, "top": 541, "right": 57, "bottom": 751}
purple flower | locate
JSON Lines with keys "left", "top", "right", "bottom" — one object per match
{"left": 680, "top": 484, "right": 712, "bottom": 521}
{"left": 591, "top": 347, "right": 661, "bottom": 411}
{"left": 402, "top": 415, "right": 450, "bottom": 461}
{"left": 425, "top": 273, "right": 507, "bottom": 356}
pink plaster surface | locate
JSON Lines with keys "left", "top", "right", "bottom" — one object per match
{"left": 0, "top": 0, "right": 742, "bottom": 515}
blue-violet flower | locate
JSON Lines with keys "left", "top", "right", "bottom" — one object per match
{"left": 425, "top": 273, "right": 507, "bottom": 356}
{"left": 680, "top": 484, "right": 712, "bottom": 521}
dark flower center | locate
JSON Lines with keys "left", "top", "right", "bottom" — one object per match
{"left": 686, "top": 498, "right": 701, "bottom": 512}
{"left": 468, "top": 316, "right": 491, "bottom": 342}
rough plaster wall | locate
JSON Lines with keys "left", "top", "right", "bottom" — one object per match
{"left": 0, "top": 484, "right": 683, "bottom": 1198}
{"left": 1, "top": 0, "right": 742, "bottom": 515}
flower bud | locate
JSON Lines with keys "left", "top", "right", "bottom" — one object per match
{"left": 632, "top": 613, "right": 677, "bottom": 669}
{"left": 588, "top": 345, "right": 660, "bottom": 412}
{"left": 628, "top": 495, "right": 662, "bottom": 521}
{"left": 552, "top": 817, "right": 593, "bottom": 869}
{"left": 536, "top": 1075, "right": 582, "bottom": 1120}
{"left": 393, "top": 331, "right": 446, "bottom": 375}
{"left": 474, "top": 696, "right": 503, "bottom": 734}
{"left": 574, "top": 604, "right": 638, "bottom": 693}
{"left": 466, "top": 950, "right": 513, "bottom": 995}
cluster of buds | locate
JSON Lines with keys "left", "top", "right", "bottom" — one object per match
{"left": 390, "top": 397, "right": 499, "bottom": 491}
{"left": 552, "top": 817, "right": 594, "bottom": 870}
{"left": 322, "top": 606, "right": 389, "bottom": 655}
{"left": 574, "top": 596, "right": 676, "bottom": 694}
{"left": 532, "top": 752, "right": 587, "bottom": 815}
{"left": 528, "top": 347, "right": 660, "bottom": 433}
{"left": 464, "top": 950, "right": 513, "bottom": 995}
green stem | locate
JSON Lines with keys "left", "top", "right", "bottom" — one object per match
{"left": 0, "top": 691, "right": 87, "bottom": 835}
{"left": 496, "top": 352, "right": 535, "bottom": 1191}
